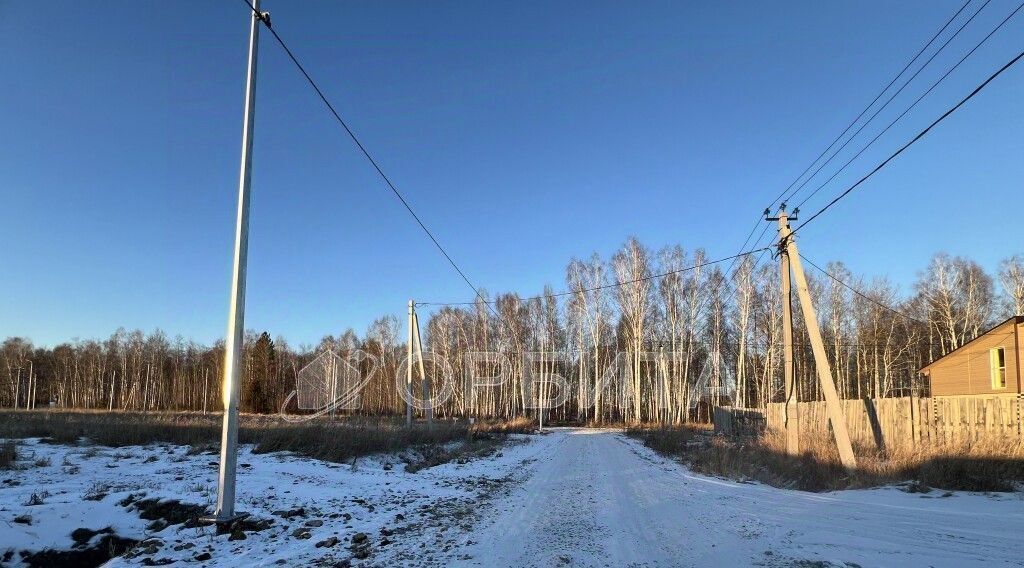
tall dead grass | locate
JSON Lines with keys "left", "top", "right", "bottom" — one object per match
{"left": 0, "top": 410, "right": 532, "bottom": 465}
{"left": 627, "top": 425, "right": 1024, "bottom": 492}
{"left": 0, "top": 440, "right": 16, "bottom": 469}
{"left": 249, "top": 420, "right": 468, "bottom": 463}
{"left": 470, "top": 416, "right": 536, "bottom": 436}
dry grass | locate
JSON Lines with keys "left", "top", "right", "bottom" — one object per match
{"left": 0, "top": 410, "right": 532, "bottom": 466}
{"left": 470, "top": 416, "right": 535, "bottom": 435}
{"left": 0, "top": 410, "right": 224, "bottom": 447}
{"left": 249, "top": 420, "right": 469, "bottom": 463}
{"left": 627, "top": 425, "right": 1024, "bottom": 492}
{"left": 0, "top": 440, "right": 16, "bottom": 469}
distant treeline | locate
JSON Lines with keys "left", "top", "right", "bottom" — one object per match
{"left": 3, "top": 238, "right": 1022, "bottom": 423}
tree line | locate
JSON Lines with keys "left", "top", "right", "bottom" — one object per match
{"left": 3, "top": 238, "right": 1022, "bottom": 424}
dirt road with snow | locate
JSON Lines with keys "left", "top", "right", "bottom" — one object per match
{"left": 455, "top": 428, "right": 1024, "bottom": 567}
{"left": 4, "top": 428, "right": 1022, "bottom": 567}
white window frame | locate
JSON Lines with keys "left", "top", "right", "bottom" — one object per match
{"left": 990, "top": 347, "right": 1007, "bottom": 389}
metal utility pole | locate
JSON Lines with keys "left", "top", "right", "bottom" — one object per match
{"left": 767, "top": 206, "right": 856, "bottom": 469}
{"left": 406, "top": 300, "right": 414, "bottom": 426}
{"left": 210, "top": 1, "right": 267, "bottom": 523}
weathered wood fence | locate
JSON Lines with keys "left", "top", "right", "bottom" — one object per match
{"left": 715, "top": 395, "right": 1023, "bottom": 449}
{"left": 712, "top": 406, "right": 767, "bottom": 436}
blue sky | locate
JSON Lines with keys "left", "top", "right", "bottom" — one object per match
{"left": 2, "top": 0, "right": 1022, "bottom": 347}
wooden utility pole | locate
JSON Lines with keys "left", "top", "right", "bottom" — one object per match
{"left": 768, "top": 206, "right": 856, "bottom": 469}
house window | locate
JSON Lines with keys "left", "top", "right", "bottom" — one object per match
{"left": 990, "top": 347, "right": 1006, "bottom": 389}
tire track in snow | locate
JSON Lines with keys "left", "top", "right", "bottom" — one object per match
{"left": 421, "top": 428, "right": 1024, "bottom": 568}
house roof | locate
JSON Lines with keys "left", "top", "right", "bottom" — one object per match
{"left": 919, "top": 315, "right": 1023, "bottom": 373}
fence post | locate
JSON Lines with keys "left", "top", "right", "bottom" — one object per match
{"left": 1018, "top": 393, "right": 1023, "bottom": 437}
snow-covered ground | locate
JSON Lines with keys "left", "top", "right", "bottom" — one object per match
{"left": 1, "top": 429, "right": 1022, "bottom": 567}
{"left": 459, "top": 429, "right": 1024, "bottom": 567}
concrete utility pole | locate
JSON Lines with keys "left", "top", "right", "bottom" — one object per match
{"left": 211, "top": 1, "right": 267, "bottom": 523}
{"left": 407, "top": 300, "right": 414, "bottom": 426}
{"left": 768, "top": 206, "right": 856, "bottom": 470}
{"left": 538, "top": 370, "right": 544, "bottom": 432}
{"left": 202, "top": 369, "right": 209, "bottom": 415}
{"left": 777, "top": 211, "right": 799, "bottom": 456}
{"left": 329, "top": 352, "right": 338, "bottom": 421}
{"left": 27, "top": 361, "right": 33, "bottom": 410}
{"left": 411, "top": 310, "right": 432, "bottom": 426}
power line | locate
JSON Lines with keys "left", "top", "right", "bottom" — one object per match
{"left": 793, "top": 47, "right": 1024, "bottom": 234}
{"left": 658, "top": 220, "right": 772, "bottom": 341}
{"left": 745, "top": 0, "right": 1015, "bottom": 303}
{"left": 416, "top": 247, "right": 771, "bottom": 307}
{"left": 764, "top": 0, "right": 977, "bottom": 211}
{"left": 725, "top": 220, "right": 764, "bottom": 271}
{"left": 238, "top": 0, "right": 494, "bottom": 313}
{"left": 239, "top": 1, "right": 1020, "bottom": 334}
{"left": 689, "top": 189, "right": 778, "bottom": 329}
{"left": 741, "top": 0, "right": 982, "bottom": 336}
{"left": 800, "top": 253, "right": 929, "bottom": 326}
{"left": 793, "top": 0, "right": 1024, "bottom": 211}
{"left": 780, "top": 0, "right": 993, "bottom": 208}
{"left": 686, "top": 225, "right": 774, "bottom": 326}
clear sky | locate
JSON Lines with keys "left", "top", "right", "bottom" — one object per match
{"left": 2, "top": 0, "right": 1022, "bottom": 347}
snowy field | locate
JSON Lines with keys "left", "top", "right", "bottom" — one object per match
{"left": 1, "top": 428, "right": 1022, "bottom": 567}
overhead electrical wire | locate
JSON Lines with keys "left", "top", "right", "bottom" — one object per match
{"left": 238, "top": 0, "right": 495, "bottom": 315}
{"left": 687, "top": 0, "right": 1024, "bottom": 358}
{"left": 779, "top": 0, "right": 994, "bottom": 208}
{"left": 723, "top": 0, "right": 1015, "bottom": 333}
{"left": 718, "top": 0, "right": 980, "bottom": 323}
{"left": 793, "top": 47, "right": 1024, "bottom": 234}
{"left": 238, "top": 0, "right": 1021, "bottom": 334}
{"left": 236, "top": 0, "right": 767, "bottom": 321}
{"left": 763, "top": 0, "right": 978, "bottom": 211}
{"left": 799, "top": 253, "right": 929, "bottom": 326}
{"left": 416, "top": 247, "right": 772, "bottom": 307}
{"left": 792, "top": 0, "right": 1024, "bottom": 211}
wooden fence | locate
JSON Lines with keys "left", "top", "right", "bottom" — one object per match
{"left": 715, "top": 395, "right": 1023, "bottom": 450}
{"left": 712, "top": 406, "right": 767, "bottom": 436}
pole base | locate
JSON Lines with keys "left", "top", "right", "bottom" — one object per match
{"left": 198, "top": 512, "right": 249, "bottom": 527}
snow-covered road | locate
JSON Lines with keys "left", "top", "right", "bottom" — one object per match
{"left": 457, "top": 428, "right": 1024, "bottom": 567}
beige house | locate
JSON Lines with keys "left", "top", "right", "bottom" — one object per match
{"left": 920, "top": 316, "right": 1023, "bottom": 397}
